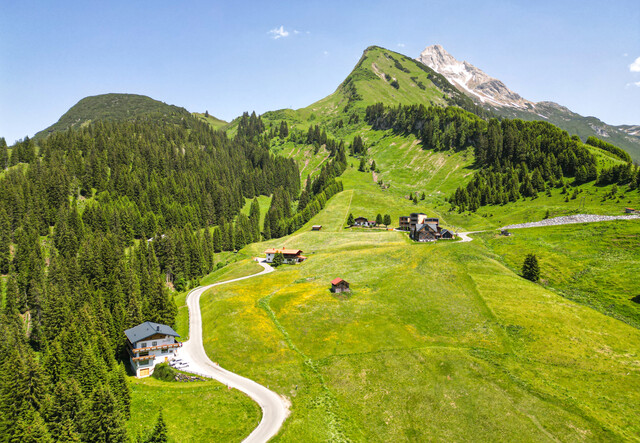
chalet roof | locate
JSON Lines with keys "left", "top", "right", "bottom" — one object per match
{"left": 124, "top": 321, "right": 179, "bottom": 343}
{"left": 354, "top": 216, "right": 368, "bottom": 220}
{"left": 416, "top": 223, "right": 438, "bottom": 232}
{"left": 331, "top": 277, "right": 348, "bottom": 285}
{"left": 265, "top": 248, "right": 302, "bottom": 255}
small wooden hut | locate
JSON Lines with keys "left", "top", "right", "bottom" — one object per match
{"left": 331, "top": 278, "right": 350, "bottom": 293}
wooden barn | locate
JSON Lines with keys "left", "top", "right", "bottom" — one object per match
{"left": 331, "top": 278, "right": 350, "bottom": 293}
{"left": 312, "top": 225, "right": 322, "bottom": 231}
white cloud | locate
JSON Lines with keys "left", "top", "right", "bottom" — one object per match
{"left": 630, "top": 56, "right": 640, "bottom": 72}
{"left": 623, "top": 53, "right": 628, "bottom": 57}
{"left": 293, "top": 30, "right": 300, "bottom": 35}
{"left": 323, "top": 50, "right": 329, "bottom": 56}
{"left": 268, "top": 26, "right": 289, "bottom": 39}
{"left": 397, "top": 43, "right": 405, "bottom": 48}
{"left": 627, "top": 81, "right": 640, "bottom": 88}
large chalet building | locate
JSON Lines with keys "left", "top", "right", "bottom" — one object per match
{"left": 265, "top": 248, "right": 306, "bottom": 264}
{"left": 353, "top": 216, "right": 376, "bottom": 227}
{"left": 399, "top": 213, "right": 455, "bottom": 242}
{"left": 124, "top": 321, "right": 181, "bottom": 378}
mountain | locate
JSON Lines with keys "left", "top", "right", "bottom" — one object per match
{"left": 261, "top": 45, "right": 483, "bottom": 126}
{"left": 418, "top": 45, "right": 640, "bottom": 162}
{"left": 34, "top": 93, "right": 190, "bottom": 140}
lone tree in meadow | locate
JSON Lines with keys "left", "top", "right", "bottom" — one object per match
{"left": 358, "top": 157, "right": 367, "bottom": 172}
{"left": 347, "top": 213, "right": 354, "bottom": 226}
{"left": 383, "top": 214, "right": 391, "bottom": 227}
{"left": 375, "top": 214, "right": 383, "bottom": 226}
{"left": 272, "top": 252, "right": 284, "bottom": 267}
{"left": 522, "top": 254, "right": 540, "bottom": 282}
{"left": 146, "top": 410, "right": 168, "bottom": 442}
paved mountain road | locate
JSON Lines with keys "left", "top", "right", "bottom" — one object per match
{"left": 177, "top": 260, "right": 290, "bottom": 443}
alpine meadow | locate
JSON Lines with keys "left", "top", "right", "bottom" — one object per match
{"left": 1, "top": 9, "right": 640, "bottom": 443}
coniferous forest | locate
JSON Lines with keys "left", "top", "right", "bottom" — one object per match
{"left": 365, "top": 103, "right": 640, "bottom": 212}
{"left": 0, "top": 112, "right": 310, "bottom": 441}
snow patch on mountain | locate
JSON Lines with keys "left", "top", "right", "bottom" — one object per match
{"left": 417, "top": 45, "right": 533, "bottom": 109}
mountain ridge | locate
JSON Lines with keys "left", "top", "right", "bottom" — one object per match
{"left": 417, "top": 44, "right": 640, "bottom": 162}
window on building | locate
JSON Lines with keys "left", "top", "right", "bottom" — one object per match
{"left": 140, "top": 351, "right": 149, "bottom": 357}
{"left": 140, "top": 342, "right": 147, "bottom": 348}
{"left": 161, "top": 349, "right": 168, "bottom": 354}
{"left": 152, "top": 341, "right": 157, "bottom": 346}
{"left": 139, "top": 360, "right": 150, "bottom": 366}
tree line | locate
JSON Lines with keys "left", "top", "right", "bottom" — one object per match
{"left": 364, "top": 102, "right": 638, "bottom": 212}
{"left": 0, "top": 111, "right": 301, "bottom": 440}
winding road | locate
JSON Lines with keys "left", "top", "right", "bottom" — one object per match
{"left": 176, "top": 260, "right": 290, "bottom": 443}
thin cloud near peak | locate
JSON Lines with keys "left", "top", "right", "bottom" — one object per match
{"left": 630, "top": 56, "right": 640, "bottom": 72}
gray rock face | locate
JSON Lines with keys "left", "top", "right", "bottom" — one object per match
{"left": 417, "top": 44, "right": 532, "bottom": 109}
{"left": 416, "top": 44, "right": 640, "bottom": 162}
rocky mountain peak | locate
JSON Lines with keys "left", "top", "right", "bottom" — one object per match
{"left": 417, "top": 45, "right": 532, "bottom": 109}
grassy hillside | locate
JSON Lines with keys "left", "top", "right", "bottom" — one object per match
{"left": 480, "top": 221, "right": 640, "bottom": 328}
{"left": 34, "top": 93, "right": 190, "bottom": 140}
{"left": 193, "top": 112, "right": 228, "bottom": 130}
{"left": 196, "top": 187, "right": 640, "bottom": 441}
{"left": 128, "top": 377, "right": 260, "bottom": 442}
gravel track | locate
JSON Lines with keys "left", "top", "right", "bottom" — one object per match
{"left": 501, "top": 214, "right": 639, "bottom": 230}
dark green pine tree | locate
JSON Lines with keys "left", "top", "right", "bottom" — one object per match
{"left": 80, "top": 384, "right": 127, "bottom": 443}
{"left": 13, "top": 409, "right": 54, "bottom": 443}
{"left": 234, "top": 220, "right": 246, "bottom": 250}
{"left": 383, "top": 214, "right": 391, "bottom": 227}
{"left": 212, "top": 227, "right": 222, "bottom": 253}
{"left": 347, "top": 213, "right": 354, "bottom": 226}
{"left": 358, "top": 157, "right": 367, "bottom": 172}
{"left": 262, "top": 216, "right": 271, "bottom": 240}
{"left": 0, "top": 137, "right": 8, "bottom": 169}
{"left": 522, "top": 254, "right": 540, "bottom": 282}
{"left": 0, "top": 207, "right": 9, "bottom": 274}
{"left": 146, "top": 410, "right": 169, "bottom": 443}
{"left": 375, "top": 214, "right": 383, "bottom": 226}
{"left": 109, "top": 363, "right": 131, "bottom": 419}
{"left": 272, "top": 252, "right": 284, "bottom": 267}
{"left": 279, "top": 120, "right": 289, "bottom": 138}
{"left": 249, "top": 197, "right": 261, "bottom": 241}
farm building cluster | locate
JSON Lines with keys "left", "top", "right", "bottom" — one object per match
{"left": 399, "top": 213, "right": 454, "bottom": 242}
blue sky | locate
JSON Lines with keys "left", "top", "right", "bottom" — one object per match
{"left": 1, "top": 0, "right": 639, "bottom": 143}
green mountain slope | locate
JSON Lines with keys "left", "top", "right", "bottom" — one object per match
{"left": 256, "top": 46, "right": 482, "bottom": 131}
{"left": 34, "top": 93, "right": 190, "bottom": 140}
{"left": 493, "top": 101, "right": 640, "bottom": 163}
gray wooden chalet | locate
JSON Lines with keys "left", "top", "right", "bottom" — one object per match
{"left": 412, "top": 222, "right": 440, "bottom": 242}
{"left": 124, "top": 321, "right": 181, "bottom": 378}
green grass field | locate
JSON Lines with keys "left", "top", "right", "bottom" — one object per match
{"left": 193, "top": 181, "right": 640, "bottom": 441}
{"left": 182, "top": 65, "right": 640, "bottom": 440}
{"left": 479, "top": 220, "right": 640, "bottom": 329}
{"left": 128, "top": 377, "right": 260, "bottom": 442}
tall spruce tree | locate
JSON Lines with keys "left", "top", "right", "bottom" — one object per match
{"left": 522, "top": 254, "right": 540, "bottom": 282}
